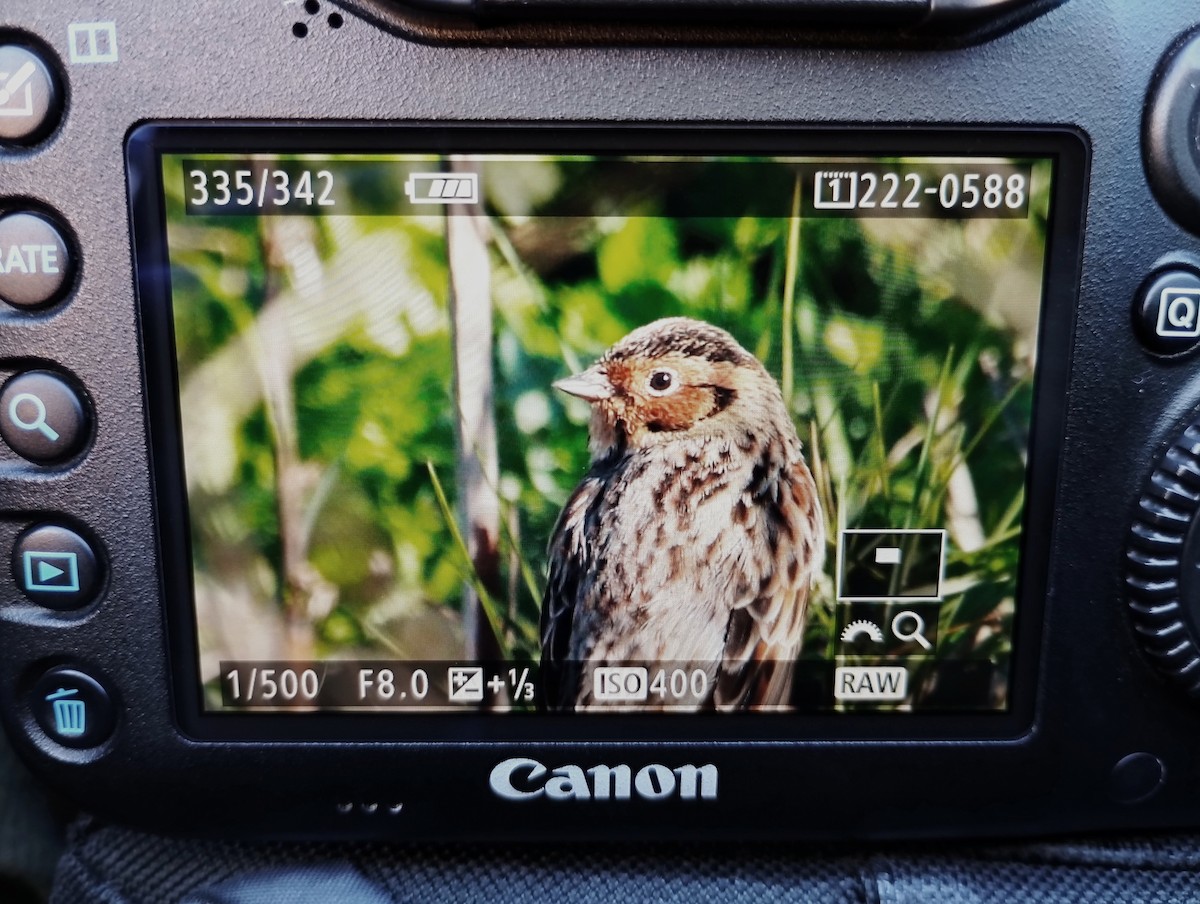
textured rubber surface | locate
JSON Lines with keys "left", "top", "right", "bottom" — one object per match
{"left": 0, "top": 733, "right": 61, "bottom": 900}
{"left": 49, "top": 818, "right": 1200, "bottom": 904}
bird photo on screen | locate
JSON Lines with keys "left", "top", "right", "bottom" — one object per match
{"left": 540, "top": 317, "right": 825, "bottom": 711}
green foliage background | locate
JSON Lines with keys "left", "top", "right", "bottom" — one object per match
{"left": 163, "top": 153, "right": 1052, "bottom": 710}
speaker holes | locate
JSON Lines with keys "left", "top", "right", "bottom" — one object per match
{"left": 334, "top": 801, "right": 405, "bottom": 816}
{"left": 292, "top": 2, "right": 344, "bottom": 37}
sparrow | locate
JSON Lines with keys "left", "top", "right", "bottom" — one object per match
{"left": 540, "top": 317, "right": 825, "bottom": 711}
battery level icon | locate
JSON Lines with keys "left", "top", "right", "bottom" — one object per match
{"left": 405, "top": 172, "right": 479, "bottom": 205}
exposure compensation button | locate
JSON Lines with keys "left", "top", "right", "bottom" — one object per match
{"left": 31, "top": 667, "right": 115, "bottom": 749}
{"left": 0, "top": 370, "right": 89, "bottom": 464}
{"left": 0, "top": 212, "right": 72, "bottom": 309}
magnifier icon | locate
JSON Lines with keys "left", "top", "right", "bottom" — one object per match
{"left": 8, "top": 393, "right": 60, "bottom": 442}
{"left": 891, "top": 611, "right": 933, "bottom": 651}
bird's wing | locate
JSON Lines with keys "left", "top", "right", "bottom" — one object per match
{"left": 714, "top": 456, "right": 822, "bottom": 710}
{"left": 539, "top": 471, "right": 607, "bottom": 710}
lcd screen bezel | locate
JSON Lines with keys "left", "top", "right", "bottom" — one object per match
{"left": 126, "top": 122, "right": 1088, "bottom": 743}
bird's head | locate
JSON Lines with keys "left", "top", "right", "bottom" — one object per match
{"left": 554, "top": 317, "right": 794, "bottom": 457}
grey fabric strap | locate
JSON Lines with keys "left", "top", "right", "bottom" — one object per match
{"left": 47, "top": 816, "right": 1200, "bottom": 904}
{"left": 181, "top": 866, "right": 394, "bottom": 904}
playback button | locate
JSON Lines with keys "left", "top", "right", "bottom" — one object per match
{"left": 12, "top": 524, "right": 100, "bottom": 610}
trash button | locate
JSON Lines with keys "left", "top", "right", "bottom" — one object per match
{"left": 31, "top": 667, "right": 116, "bottom": 749}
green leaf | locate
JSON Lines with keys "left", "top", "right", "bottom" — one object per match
{"left": 596, "top": 218, "right": 679, "bottom": 292}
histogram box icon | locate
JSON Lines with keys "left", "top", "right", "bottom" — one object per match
{"left": 837, "top": 529, "right": 947, "bottom": 601}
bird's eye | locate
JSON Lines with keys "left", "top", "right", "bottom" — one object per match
{"left": 646, "top": 368, "right": 679, "bottom": 396}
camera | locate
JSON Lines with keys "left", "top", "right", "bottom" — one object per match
{"left": 1, "top": 0, "right": 1200, "bottom": 841}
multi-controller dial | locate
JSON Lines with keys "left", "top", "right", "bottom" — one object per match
{"left": 1127, "top": 420, "right": 1200, "bottom": 694}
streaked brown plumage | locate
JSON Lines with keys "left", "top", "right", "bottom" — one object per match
{"left": 540, "top": 317, "right": 825, "bottom": 711}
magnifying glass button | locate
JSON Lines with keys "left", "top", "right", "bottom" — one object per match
{"left": 0, "top": 370, "right": 88, "bottom": 464}
{"left": 891, "top": 611, "right": 934, "bottom": 652}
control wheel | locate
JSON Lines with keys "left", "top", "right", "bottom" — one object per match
{"left": 1127, "top": 419, "right": 1200, "bottom": 694}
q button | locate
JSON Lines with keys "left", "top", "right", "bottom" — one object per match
{"left": 0, "top": 371, "right": 88, "bottom": 464}
{"left": 1134, "top": 268, "right": 1200, "bottom": 356}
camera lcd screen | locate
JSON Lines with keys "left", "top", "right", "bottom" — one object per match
{"left": 140, "top": 132, "right": 1059, "bottom": 717}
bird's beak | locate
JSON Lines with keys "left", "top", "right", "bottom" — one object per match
{"left": 553, "top": 367, "right": 614, "bottom": 403}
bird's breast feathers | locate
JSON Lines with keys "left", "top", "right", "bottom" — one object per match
{"left": 561, "top": 434, "right": 820, "bottom": 666}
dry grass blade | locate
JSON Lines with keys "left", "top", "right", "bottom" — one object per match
{"left": 425, "top": 461, "right": 537, "bottom": 656}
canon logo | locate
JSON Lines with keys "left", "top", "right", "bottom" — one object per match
{"left": 489, "top": 757, "right": 718, "bottom": 802}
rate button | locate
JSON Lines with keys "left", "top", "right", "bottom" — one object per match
{"left": 0, "top": 212, "right": 72, "bottom": 309}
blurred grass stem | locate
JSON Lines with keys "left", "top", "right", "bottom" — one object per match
{"left": 781, "top": 175, "right": 802, "bottom": 408}
{"left": 426, "top": 461, "right": 515, "bottom": 659}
